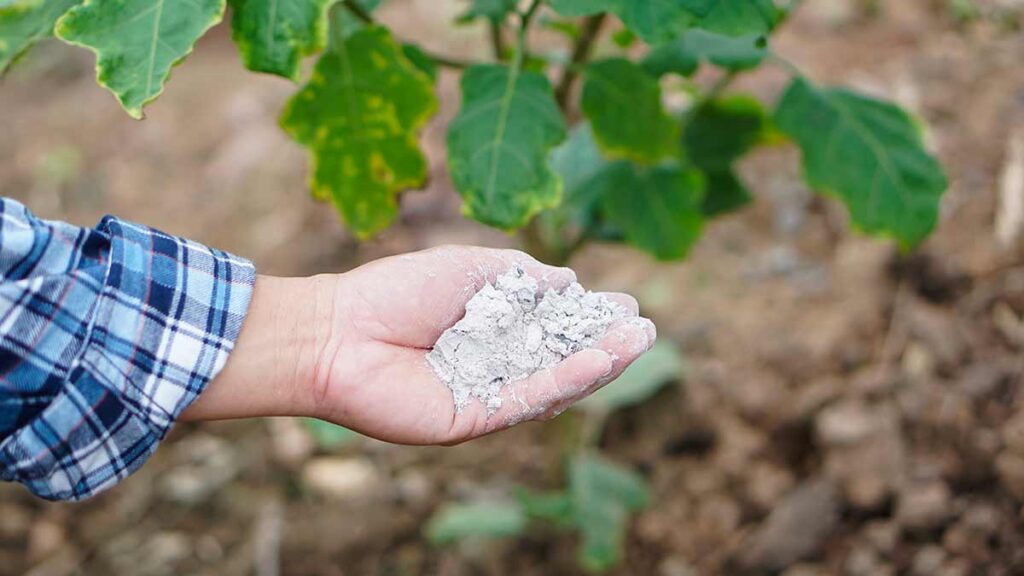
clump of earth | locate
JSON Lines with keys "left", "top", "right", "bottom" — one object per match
{"left": 427, "top": 265, "right": 628, "bottom": 413}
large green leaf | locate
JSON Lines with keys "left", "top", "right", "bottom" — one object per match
{"left": 696, "top": 0, "right": 778, "bottom": 37}
{"left": 228, "top": 0, "right": 333, "bottom": 80}
{"left": 426, "top": 501, "right": 528, "bottom": 545}
{"left": 600, "top": 162, "right": 705, "bottom": 260}
{"left": 684, "top": 94, "right": 764, "bottom": 216}
{"left": 642, "top": 29, "right": 765, "bottom": 77}
{"left": 569, "top": 453, "right": 649, "bottom": 572}
{"left": 685, "top": 94, "right": 765, "bottom": 170}
{"left": 581, "top": 58, "right": 678, "bottom": 163}
{"left": 55, "top": 0, "right": 225, "bottom": 119}
{"left": 0, "top": 0, "right": 80, "bottom": 72}
{"left": 280, "top": 25, "right": 437, "bottom": 237}
{"left": 578, "top": 341, "right": 684, "bottom": 412}
{"left": 774, "top": 76, "right": 948, "bottom": 248}
{"left": 447, "top": 64, "right": 566, "bottom": 229}
{"left": 701, "top": 169, "right": 751, "bottom": 217}
{"left": 549, "top": 0, "right": 776, "bottom": 43}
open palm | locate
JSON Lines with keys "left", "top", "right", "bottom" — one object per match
{"left": 313, "top": 245, "right": 656, "bottom": 445}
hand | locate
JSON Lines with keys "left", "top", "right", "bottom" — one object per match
{"left": 182, "top": 246, "right": 656, "bottom": 445}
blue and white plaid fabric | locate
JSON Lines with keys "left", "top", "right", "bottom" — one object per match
{"left": 0, "top": 198, "right": 254, "bottom": 501}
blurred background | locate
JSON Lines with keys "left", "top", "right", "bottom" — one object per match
{"left": 3, "top": 0, "right": 1024, "bottom": 574}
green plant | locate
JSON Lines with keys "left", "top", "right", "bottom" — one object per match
{"left": 425, "top": 341, "right": 684, "bottom": 572}
{"left": 1, "top": 0, "right": 947, "bottom": 264}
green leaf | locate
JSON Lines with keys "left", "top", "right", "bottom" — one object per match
{"left": 569, "top": 452, "right": 649, "bottom": 572}
{"left": 581, "top": 58, "right": 678, "bottom": 163}
{"left": 683, "top": 95, "right": 765, "bottom": 217}
{"left": 517, "top": 488, "right": 574, "bottom": 526}
{"left": 55, "top": 0, "right": 225, "bottom": 119}
{"left": 534, "top": 123, "right": 613, "bottom": 253}
{"left": 280, "top": 25, "right": 436, "bottom": 238}
{"left": 695, "top": 0, "right": 778, "bottom": 37}
{"left": 546, "top": 0, "right": 615, "bottom": 17}
{"left": 0, "top": 0, "right": 80, "bottom": 73}
{"left": 701, "top": 169, "right": 751, "bottom": 216}
{"left": 333, "top": 0, "right": 382, "bottom": 39}
{"left": 549, "top": 0, "right": 777, "bottom": 43}
{"left": 459, "top": 0, "right": 518, "bottom": 22}
{"left": 401, "top": 42, "right": 438, "bottom": 82}
{"left": 599, "top": 162, "right": 705, "bottom": 260}
{"left": 642, "top": 29, "right": 765, "bottom": 77}
{"left": 426, "top": 501, "right": 528, "bottom": 545}
{"left": 684, "top": 94, "right": 766, "bottom": 170}
{"left": 447, "top": 64, "right": 566, "bottom": 230}
{"left": 774, "top": 76, "right": 948, "bottom": 248}
{"left": 303, "top": 418, "right": 360, "bottom": 448}
{"left": 578, "top": 341, "right": 684, "bottom": 412}
{"left": 228, "top": 0, "right": 332, "bottom": 80}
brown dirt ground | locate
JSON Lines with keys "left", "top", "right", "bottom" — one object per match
{"left": 2, "top": 1, "right": 1024, "bottom": 575}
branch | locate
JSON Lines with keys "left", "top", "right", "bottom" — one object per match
{"left": 341, "top": 0, "right": 476, "bottom": 69}
{"left": 489, "top": 21, "right": 506, "bottom": 61}
{"left": 554, "top": 13, "right": 607, "bottom": 112}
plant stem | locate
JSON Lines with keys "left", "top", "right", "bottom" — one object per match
{"left": 489, "top": 20, "right": 506, "bottom": 61}
{"left": 766, "top": 50, "right": 804, "bottom": 77}
{"left": 340, "top": 0, "right": 476, "bottom": 69}
{"left": 682, "top": 69, "right": 739, "bottom": 124}
{"left": 554, "top": 13, "right": 606, "bottom": 112}
{"left": 512, "top": 0, "right": 544, "bottom": 70}
{"left": 342, "top": 0, "right": 373, "bottom": 23}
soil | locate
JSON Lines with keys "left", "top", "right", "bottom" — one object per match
{"left": 2, "top": 1, "right": 1024, "bottom": 575}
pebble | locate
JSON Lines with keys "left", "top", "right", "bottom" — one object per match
{"left": 302, "top": 457, "right": 383, "bottom": 501}
{"left": 738, "top": 478, "right": 840, "bottom": 571}
{"left": 897, "top": 482, "right": 953, "bottom": 531}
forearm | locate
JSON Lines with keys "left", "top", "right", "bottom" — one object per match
{"left": 180, "top": 274, "right": 336, "bottom": 422}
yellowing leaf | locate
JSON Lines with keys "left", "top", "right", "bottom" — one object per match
{"left": 280, "top": 25, "right": 437, "bottom": 238}
{"left": 447, "top": 64, "right": 566, "bottom": 230}
{"left": 0, "top": 0, "right": 80, "bottom": 72}
{"left": 228, "top": 0, "right": 334, "bottom": 80}
{"left": 55, "top": 0, "right": 225, "bottom": 119}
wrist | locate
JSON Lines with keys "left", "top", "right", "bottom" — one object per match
{"left": 180, "top": 273, "right": 338, "bottom": 421}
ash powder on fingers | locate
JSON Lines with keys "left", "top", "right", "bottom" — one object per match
{"left": 427, "top": 265, "right": 628, "bottom": 414}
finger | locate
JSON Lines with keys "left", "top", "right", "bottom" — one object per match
{"left": 472, "top": 348, "right": 615, "bottom": 436}
{"left": 591, "top": 317, "right": 656, "bottom": 385}
{"left": 597, "top": 292, "right": 639, "bottom": 316}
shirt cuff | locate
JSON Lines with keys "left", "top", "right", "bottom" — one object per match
{"left": 0, "top": 217, "right": 255, "bottom": 501}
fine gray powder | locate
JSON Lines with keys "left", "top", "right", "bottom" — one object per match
{"left": 427, "top": 265, "right": 628, "bottom": 413}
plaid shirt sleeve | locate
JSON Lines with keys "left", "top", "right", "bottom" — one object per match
{"left": 0, "top": 198, "right": 255, "bottom": 501}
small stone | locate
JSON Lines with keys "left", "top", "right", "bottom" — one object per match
{"left": 863, "top": 520, "right": 899, "bottom": 555}
{"left": 781, "top": 564, "right": 825, "bottom": 576}
{"left": 658, "top": 556, "right": 698, "bottom": 576}
{"left": 738, "top": 478, "right": 840, "bottom": 571}
{"left": 745, "top": 462, "right": 796, "bottom": 512}
{"left": 395, "top": 469, "right": 433, "bottom": 506}
{"left": 911, "top": 545, "right": 946, "bottom": 576}
{"left": 995, "top": 452, "right": 1024, "bottom": 501}
{"left": 27, "top": 520, "right": 65, "bottom": 564}
{"left": 159, "top": 433, "right": 240, "bottom": 505}
{"left": 897, "top": 482, "right": 953, "bottom": 531}
{"left": 817, "top": 401, "right": 875, "bottom": 446}
{"left": 302, "top": 457, "right": 382, "bottom": 501}
{"left": 1002, "top": 412, "right": 1024, "bottom": 455}
{"left": 844, "top": 545, "right": 881, "bottom": 576}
